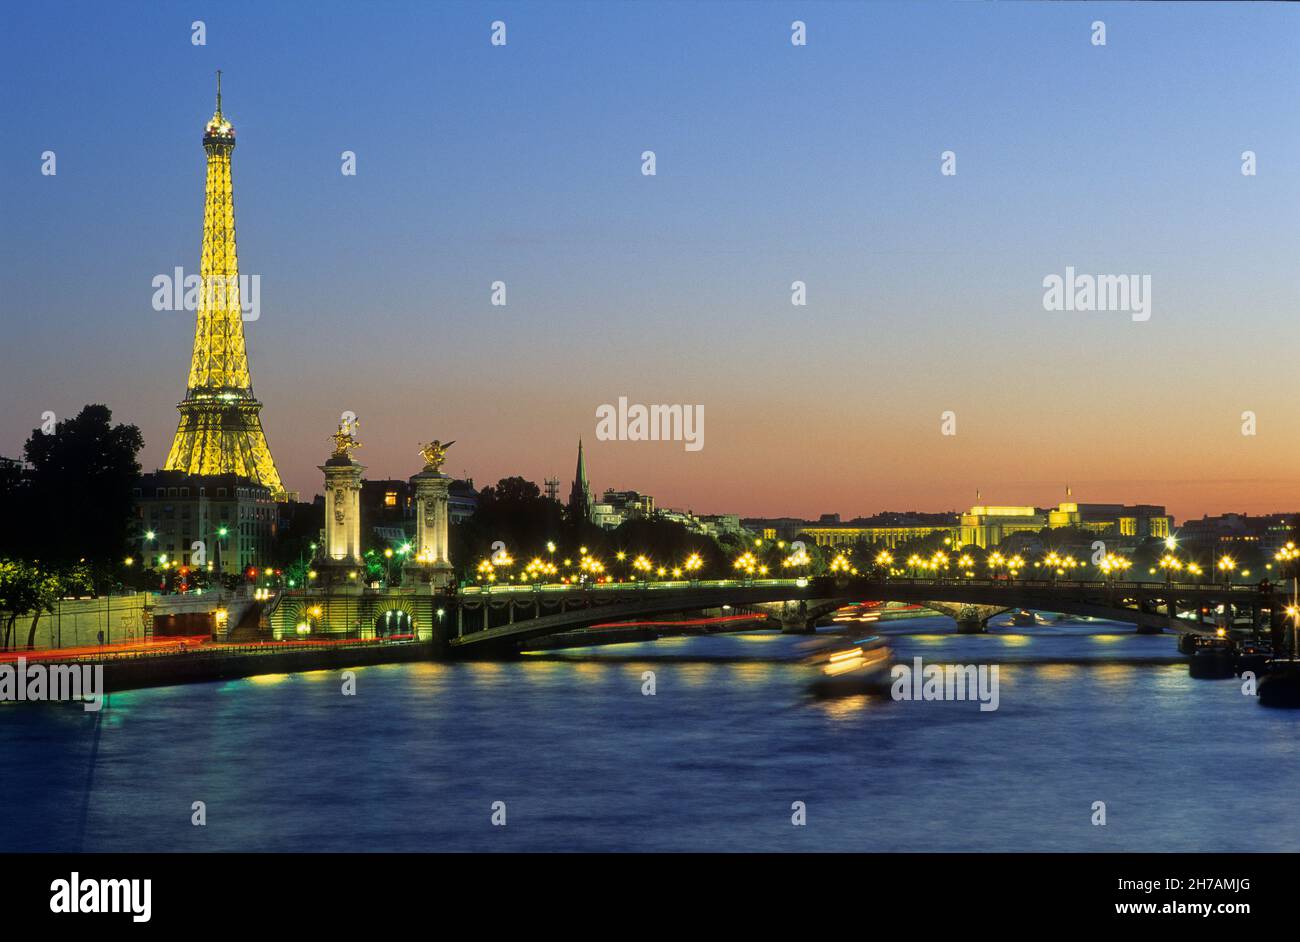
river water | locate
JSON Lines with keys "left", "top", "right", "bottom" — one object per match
{"left": 3, "top": 616, "right": 1298, "bottom": 852}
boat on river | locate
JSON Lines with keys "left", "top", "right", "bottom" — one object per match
{"left": 1187, "top": 634, "right": 1235, "bottom": 679}
{"left": 801, "top": 633, "right": 894, "bottom": 697}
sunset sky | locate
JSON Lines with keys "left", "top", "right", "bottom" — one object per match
{"left": 3, "top": 2, "right": 1299, "bottom": 522}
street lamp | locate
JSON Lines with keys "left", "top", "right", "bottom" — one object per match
{"left": 1275, "top": 542, "right": 1299, "bottom": 576}
{"left": 1100, "top": 553, "right": 1131, "bottom": 583}
{"left": 783, "top": 544, "right": 811, "bottom": 571}
{"left": 212, "top": 525, "right": 229, "bottom": 579}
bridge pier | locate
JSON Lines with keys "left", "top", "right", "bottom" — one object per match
{"left": 1132, "top": 597, "right": 1164, "bottom": 634}
{"left": 924, "top": 602, "right": 1008, "bottom": 634}
{"left": 777, "top": 600, "right": 817, "bottom": 634}
{"left": 1141, "top": 595, "right": 1174, "bottom": 636}
{"left": 754, "top": 599, "right": 849, "bottom": 633}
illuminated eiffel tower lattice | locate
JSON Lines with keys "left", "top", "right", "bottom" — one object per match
{"left": 164, "top": 72, "right": 284, "bottom": 498}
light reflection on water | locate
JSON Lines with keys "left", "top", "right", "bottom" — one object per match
{"left": 2, "top": 615, "right": 1296, "bottom": 853}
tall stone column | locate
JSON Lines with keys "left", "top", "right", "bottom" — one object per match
{"left": 408, "top": 469, "right": 455, "bottom": 587}
{"left": 317, "top": 423, "right": 366, "bottom": 583}
{"left": 322, "top": 458, "right": 364, "bottom": 563}
{"left": 406, "top": 440, "right": 457, "bottom": 589}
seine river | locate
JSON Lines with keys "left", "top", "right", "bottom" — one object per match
{"left": 4, "top": 616, "right": 1300, "bottom": 852}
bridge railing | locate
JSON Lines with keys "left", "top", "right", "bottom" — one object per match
{"left": 462, "top": 577, "right": 808, "bottom": 597}
{"left": 452, "top": 575, "right": 1268, "bottom": 598}
{"left": 811, "top": 576, "right": 1265, "bottom": 594}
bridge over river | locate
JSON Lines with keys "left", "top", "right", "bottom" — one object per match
{"left": 266, "top": 575, "right": 1285, "bottom": 658}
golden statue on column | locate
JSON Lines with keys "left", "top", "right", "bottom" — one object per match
{"left": 418, "top": 439, "right": 454, "bottom": 472}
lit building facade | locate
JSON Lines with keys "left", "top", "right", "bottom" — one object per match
{"left": 961, "top": 501, "right": 1173, "bottom": 549}
{"left": 1181, "top": 512, "right": 1298, "bottom": 557}
{"left": 134, "top": 470, "right": 277, "bottom": 573}
{"left": 801, "top": 521, "right": 956, "bottom": 548}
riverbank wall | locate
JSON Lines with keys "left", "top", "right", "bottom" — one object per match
{"left": 23, "top": 641, "right": 438, "bottom": 695}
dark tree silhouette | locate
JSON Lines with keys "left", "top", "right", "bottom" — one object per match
{"left": 454, "top": 477, "right": 565, "bottom": 573}
{"left": 21, "top": 404, "right": 144, "bottom": 574}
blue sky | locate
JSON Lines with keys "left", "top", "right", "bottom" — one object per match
{"left": 2, "top": 1, "right": 1299, "bottom": 518}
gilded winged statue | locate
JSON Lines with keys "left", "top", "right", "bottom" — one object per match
{"left": 331, "top": 420, "right": 361, "bottom": 459}
{"left": 418, "top": 439, "right": 455, "bottom": 472}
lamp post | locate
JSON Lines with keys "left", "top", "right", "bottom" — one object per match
{"left": 1159, "top": 553, "right": 1182, "bottom": 586}
{"left": 214, "top": 525, "right": 228, "bottom": 580}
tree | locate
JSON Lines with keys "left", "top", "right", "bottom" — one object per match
{"left": 1, "top": 561, "right": 52, "bottom": 650}
{"left": 456, "top": 477, "right": 565, "bottom": 576}
{"left": 0, "top": 559, "right": 30, "bottom": 649}
{"left": 606, "top": 517, "right": 721, "bottom": 573}
{"left": 22, "top": 405, "right": 144, "bottom": 576}
{"left": 22, "top": 568, "right": 66, "bottom": 650}
{"left": 0, "top": 561, "right": 91, "bottom": 651}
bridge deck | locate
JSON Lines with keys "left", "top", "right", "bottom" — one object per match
{"left": 448, "top": 576, "right": 1276, "bottom": 649}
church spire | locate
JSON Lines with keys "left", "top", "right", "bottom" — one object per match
{"left": 568, "top": 438, "right": 592, "bottom": 522}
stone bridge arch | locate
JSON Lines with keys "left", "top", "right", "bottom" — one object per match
{"left": 368, "top": 596, "right": 420, "bottom": 638}
{"left": 921, "top": 602, "right": 1011, "bottom": 633}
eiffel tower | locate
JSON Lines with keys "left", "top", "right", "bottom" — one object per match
{"left": 164, "top": 73, "right": 284, "bottom": 498}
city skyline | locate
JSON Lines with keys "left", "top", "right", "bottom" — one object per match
{"left": 5, "top": 0, "right": 1300, "bottom": 890}
{"left": 4, "top": 2, "right": 1300, "bottom": 521}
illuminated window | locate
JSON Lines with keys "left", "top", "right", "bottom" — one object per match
{"left": 385, "top": 491, "right": 398, "bottom": 508}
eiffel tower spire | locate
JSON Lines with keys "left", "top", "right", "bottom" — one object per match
{"left": 163, "top": 75, "right": 284, "bottom": 497}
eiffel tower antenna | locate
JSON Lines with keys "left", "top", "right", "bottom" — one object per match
{"left": 215, "top": 69, "right": 222, "bottom": 113}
